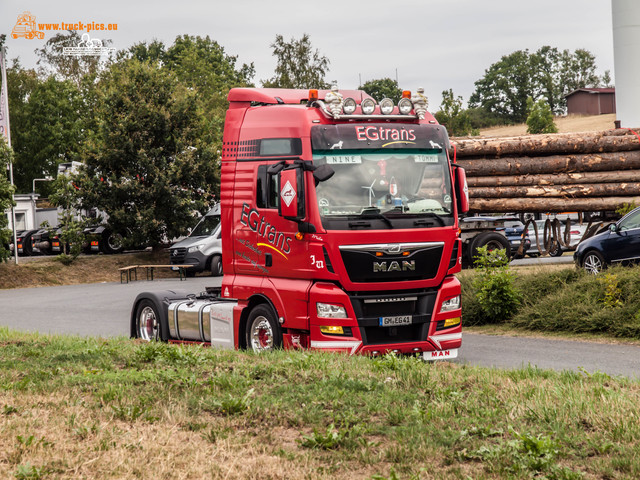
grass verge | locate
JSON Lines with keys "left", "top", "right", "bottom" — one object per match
{"left": 1, "top": 327, "right": 639, "bottom": 479}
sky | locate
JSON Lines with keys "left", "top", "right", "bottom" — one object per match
{"left": 1, "top": 0, "right": 615, "bottom": 109}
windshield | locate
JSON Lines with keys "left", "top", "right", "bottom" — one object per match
{"left": 313, "top": 149, "right": 454, "bottom": 229}
{"left": 190, "top": 214, "right": 220, "bottom": 237}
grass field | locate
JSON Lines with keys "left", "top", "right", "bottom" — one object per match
{"left": 1, "top": 327, "right": 639, "bottom": 480}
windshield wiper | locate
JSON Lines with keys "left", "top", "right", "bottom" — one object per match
{"left": 360, "top": 207, "right": 394, "bottom": 229}
{"left": 414, "top": 212, "right": 445, "bottom": 227}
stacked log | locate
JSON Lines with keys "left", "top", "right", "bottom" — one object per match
{"left": 451, "top": 128, "right": 640, "bottom": 213}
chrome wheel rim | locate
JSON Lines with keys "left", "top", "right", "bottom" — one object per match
{"left": 138, "top": 306, "right": 157, "bottom": 341}
{"left": 584, "top": 254, "right": 603, "bottom": 274}
{"left": 249, "top": 316, "right": 273, "bottom": 352}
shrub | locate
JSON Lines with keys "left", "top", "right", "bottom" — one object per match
{"left": 470, "top": 246, "right": 521, "bottom": 324}
{"left": 526, "top": 97, "right": 558, "bottom": 134}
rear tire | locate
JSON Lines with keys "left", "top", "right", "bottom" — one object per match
{"left": 469, "top": 232, "right": 510, "bottom": 265}
{"left": 246, "top": 304, "right": 282, "bottom": 353}
{"left": 134, "top": 299, "right": 167, "bottom": 341}
{"left": 210, "top": 255, "right": 223, "bottom": 276}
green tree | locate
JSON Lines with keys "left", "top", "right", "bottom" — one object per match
{"left": 125, "top": 36, "right": 254, "bottom": 156}
{"left": 0, "top": 140, "right": 16, "bottom": 262}
{"left": 360, "top": 78, "right": 402, "bottom": 103}
{"left": 262, "top": 34, "right": 330, "bottom": 89}
{"left": 74, "top": 58, "right": 219, "bottom": 249}
{"left": 434, "top": 89, "right": 473, "bottom": 137}
{"left": 10, "top": 76, "right": 85, "bottom": 194}
{"left": 470, "top": 47, "right": 601, "bottom": 123}
{"left": 35, "top": 30, "right": 112, "bottom": 86}
{"left": 526, "top": 97, "right": 558, "bottom": 134}
{"left": 469, "top": 49, "right": 537, "bottom": 123}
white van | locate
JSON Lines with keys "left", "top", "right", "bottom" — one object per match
{"left": 169, "top": 205, "right": 222, "bottom": 276}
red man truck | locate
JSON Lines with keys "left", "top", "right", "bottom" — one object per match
{"left": 131, "top": 85, "right": 469, "bottom": 359}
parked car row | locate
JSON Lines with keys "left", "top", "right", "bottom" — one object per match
{"left": 10, "top": 225, "right": 125, "bottom": 257}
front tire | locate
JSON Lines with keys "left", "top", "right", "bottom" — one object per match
{"left": 134, "top": 299, "right": 166, "bottom": 341}
{"left": 583, "top": 251, "right": 605, "bottom": 275}
{"left": 210, "top": 255, "right": 223, "bottom": 276}
{"left": 246, "top": 304, "right": 282, "bottom": 353}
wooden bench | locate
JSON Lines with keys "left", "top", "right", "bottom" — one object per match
{"left": 119, "top": 265, "right": 138, "bottom": 283}
{"left": 137, "top": 264, "right": 194, "bottom": 281}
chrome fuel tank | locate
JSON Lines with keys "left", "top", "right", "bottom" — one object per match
{"left": 168, "top": 299, "right": 236, "bottom": 348}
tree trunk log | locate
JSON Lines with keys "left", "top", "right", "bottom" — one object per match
{"left": 469, "top": 183, "right": 640, "bottom": 198}
{"left": 467, "top": 169, "right": 640, "bottom": 187}
{"left": 457, "top": 151, "right": 640, "bottom": 176}
{"left": 469, "top": 196, "right": 640, "bottom": 213}
{"left": 452, "top": 129, "right": 640, "bottom": 158}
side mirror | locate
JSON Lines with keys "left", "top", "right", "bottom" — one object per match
{"left": 279, "top": 166, "right": 305, "bottom": 221}
{"left": 454, "top": 166, "right": 469, "bottom": 214}
{"left": 313, "top": 164, "right": 335, "bottom": 185}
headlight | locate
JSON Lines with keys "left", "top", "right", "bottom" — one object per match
{"left": 343, "top": 97, "right": 357, "bottom": 115}
{"left": 379, "top": 98, "right": 394, "bottom": 115}
{"left": 187, "top": 244, "right": 205, "bottom": 253}
{"left": 317, "top": 302, "right": 348, "bottom": 318}
{"left": 398, "top": 97, "right": 413, "bottom": 114}
{"left": 440, "top": 295, "right": 461, "bottom": 312}
{"left": 361, "top": 98, "right": 376, "bottom": 115}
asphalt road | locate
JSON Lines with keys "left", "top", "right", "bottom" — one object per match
{"left": 0, "top": 277, "right": 638, "bottom": 379}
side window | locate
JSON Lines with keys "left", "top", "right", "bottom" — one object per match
{"left": 620, "top": 210, "right": 640, "bottom": 231}
{"left": 256, "top": 165, "right": 280, "bottom": 209}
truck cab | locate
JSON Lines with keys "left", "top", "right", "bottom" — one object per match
{"left": 132, "top": 86, "right": 468, "bottom": 359}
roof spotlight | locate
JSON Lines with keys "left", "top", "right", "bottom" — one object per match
{"left": 361, "top": 98, "right": 376, "bottom": 115}
{"left": 343, "top": 97, "right": 357, "bottom": 115}
{"left": 398, "top": 97, "right": 413, "bottom": 115}
{"left": 380, "top": 98, "right": 394, "bottom": 115}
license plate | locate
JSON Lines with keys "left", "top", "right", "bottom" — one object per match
{"left": 379, "top": 315, "right": 412, "bottom": 327}
{"left": 423, "top": 349, "right": 458, "bottom": 361}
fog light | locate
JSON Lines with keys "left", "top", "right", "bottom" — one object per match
{"left": 320, "top": 325, "right": 344, "bottom": 335}
{"left": 443, "top": 317, "right": 461, "bottom": 328}
{"left": 343, "top": 97, "right": 357, "bottom": 115}
{"left": 361, "top": 98, "right": 376, "bottom": 115}
{"left": 379, "top": 98, "right": 394, "bottom": 115}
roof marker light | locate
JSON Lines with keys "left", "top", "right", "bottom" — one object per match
{"left": 308, "top": 89, "right": 319, "bottom": 101}
{"left": 402, "top": 90, "right": 411, "bottom": 99}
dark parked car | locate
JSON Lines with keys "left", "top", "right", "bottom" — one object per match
{"left": 574, "top": 206, "right": 640, "bottom": 274}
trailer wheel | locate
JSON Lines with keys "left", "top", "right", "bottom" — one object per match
{"left": 210, "top": 255, "right": 223, "bottom": 276}
{"left": 102, "top": 230, "right": 124, "bottom": 254}
{"left": 246, "top": 304, "right": 282, "bottom": 353}
{"left": 469, "top": 232, "right": 510, "bottom": 265}
{"left": 134, "top": 299, "right": 165, "bottom": 341}
{"left": 583, "top": 251, "right": 605, "bottom": 275}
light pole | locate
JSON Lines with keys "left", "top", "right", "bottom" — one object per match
{"left": 32, "top": 176, "right": 54, "bottom": 194}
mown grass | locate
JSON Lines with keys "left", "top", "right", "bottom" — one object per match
{"left": 460, "top": 264, "right": 640, "bottom": 340}
{"left": 1, "top": 327, "right": 639, "bottom": 479}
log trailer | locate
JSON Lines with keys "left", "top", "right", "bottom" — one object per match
{"left": 131, "top": 85, "right": 470, "bottom": 358}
